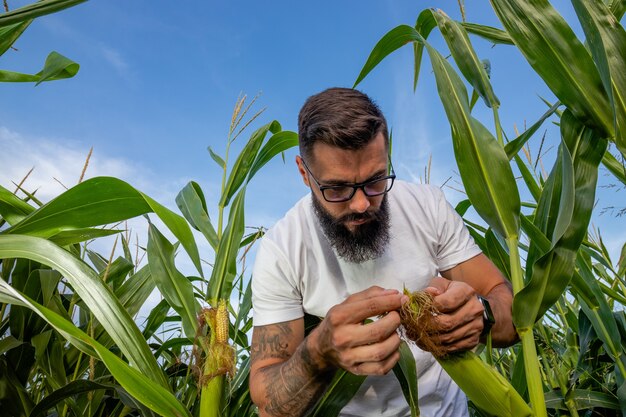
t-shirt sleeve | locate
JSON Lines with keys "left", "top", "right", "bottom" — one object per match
{"left": 251, "top": 237, "right": 304, "bottom": 326}
{"left": 432, "top": 188, "right": 482, "bottom": 271}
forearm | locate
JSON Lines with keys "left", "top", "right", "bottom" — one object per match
{"left": 253, "top": 335, "right": 334, "bottom": 417}
{"left": 483, "top": 281, "right": 518, "bottom": 347}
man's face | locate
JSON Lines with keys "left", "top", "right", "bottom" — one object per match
{"left": 296, "top": 133, "right": 391, "bottom": 263}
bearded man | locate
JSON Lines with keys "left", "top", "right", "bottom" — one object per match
{"left": 249, "top": 88, "right": 517, "bottom": 417}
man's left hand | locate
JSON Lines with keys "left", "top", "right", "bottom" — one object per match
{"left": 422, "top": 277, "right": 485, "bottom": 354}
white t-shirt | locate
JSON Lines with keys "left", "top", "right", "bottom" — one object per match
{"left": 252, "top": 181, "right": 481, "bottom": 417}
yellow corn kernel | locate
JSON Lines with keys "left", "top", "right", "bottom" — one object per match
{"left": 215, "top": 300, "right": 229, "bottom": 344}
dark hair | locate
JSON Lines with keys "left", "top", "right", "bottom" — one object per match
{"left": 298, "top": 87, "right": 389, "bottom": 161}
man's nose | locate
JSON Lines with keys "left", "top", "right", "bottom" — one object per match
{"left": 349, "top": 188, "right": 371, "bottom": 213}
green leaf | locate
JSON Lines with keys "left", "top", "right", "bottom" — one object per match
{"left": 0, "top": 280, "right": 191, "bottom": 417}
{"left": 515, "top": 110, "right": 608, "bottom": 328}
{"left": 36, "top": 51, "right": 79, "bottom": 84}
{"left": 461, "top": 22, "right": 513, "bottom": 45}
{"left": 611, "top": 0, "right": 626, "bottom": 20}
{"left": 505, "top": 102, "right": 560, "bottom": 160}
{"left": 353, "top": 25, "right": 422, "bottom": 88}
{"left": 433, "top": 10, "right": 499, "bottom": 108}
{"left": 4, "top": 176, "right": 203, "bottom": 276}
{"left": 514, "top": 154, "right": 541, "bottom": 203}
{"left": 0, "top": 51, "right": 79, "bottom": 83}
{"left": 0, "top": 184, "right": 35, "bottom": 225}
{"left": 147, "top": 223, "right": 200, "bottom": 339}
{"left": 0, "top": 0, "right": 87, "bottom": 27}
{"left": 307, "top": 370, "right": 366, "bottom": 417}
{"left": 412, "top": 9, "right": 438, "bottom": 91}
{"left": 47, "top": 227, "right": 121, "bottom": 246}
{"left": 209, "top": 188, "right": 246, "bottom": 302}
{"left": 544, "top": 388, "right": 622, "bottom": 410}
{"left": 602, "top": 150, "right": 626, "bottom": 186}
{"left": 572, "top": 0, "right": 626, "bottom": 157}
{"left": 208, "top": 146, "right": 226, "bottom": 169}
{"left": 392, "top": 342, "right": 419, "bottom": 417}
{"left": 29, "top": 380, "right": 118, "bottom": 417}
{"left": 0, "top": 20, "right": 31, "bottom": 56}
{"left": 425, "top": 41, "right": 520, "bottom": 239}
{"left": 247, "top": 130, "right": 298, "bottom": 180}
{"left": 219, "top": 122, "right": 275, "bottom": 208}
{"left": 176, "top": 181, "right": 219, "bottom": 250}
{"left": 0, "top": 235, "right": 169, "bottom": 388}
{"left": 490, "top": 0, "right": 613, "bottom": 137}
{"left": 485, "top": 229, "right": 512, "bottom": 281}
{"left": 0, "top": 335, "right": 23, "bottom": 355}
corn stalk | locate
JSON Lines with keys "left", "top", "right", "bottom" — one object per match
{"left": 355, "top": 0, "right": 625, "bottom": 414}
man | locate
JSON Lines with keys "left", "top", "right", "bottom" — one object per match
{"left": 249, "top": 88, "right": 517, "bottom": 417}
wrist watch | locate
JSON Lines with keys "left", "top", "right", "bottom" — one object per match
{"left": 477, "top": 295, "right": 496, "bottom": 337}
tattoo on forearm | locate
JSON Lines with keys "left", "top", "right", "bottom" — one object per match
{"left": 251, "top": 323, "right": 333, "bottom": 417}
{"left": 263, "top": 340, "right": 331, "bottom": 416}
{"left": 251, "top": 322, "right": 293, "bottom": 361}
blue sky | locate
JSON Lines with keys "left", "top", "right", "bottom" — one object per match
{"left": 1, "top": 0, "right": 624, "bottom": 269}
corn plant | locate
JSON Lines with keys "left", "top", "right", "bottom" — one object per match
{"left": 1, "top": 0, "right": 86, "bottom": 84}
{"left": 0, "top": 95, "right": 297, "bottom": 416}
{"left": 354, "top": 1, "right": 626, "bottom": 416}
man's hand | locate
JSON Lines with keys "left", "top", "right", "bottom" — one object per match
{"left": 421, "top": 277, "right": 485, "bottom": 354}
{"left": 308, "top": 286, "right": 408, "bottom": 375}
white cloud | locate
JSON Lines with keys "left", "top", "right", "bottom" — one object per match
{"left": 100, "top": 44, "right": 129, "bottom": 74}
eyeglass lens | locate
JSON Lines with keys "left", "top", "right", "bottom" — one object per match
{"left": 323, "top": 177, "right": 393, "bottom": 202}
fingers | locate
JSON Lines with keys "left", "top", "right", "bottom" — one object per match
{"left": 419, "top": 289, "right": 484, "bottom": 354}
{"left": 332, "top": 289, "right": 407, "bottom": 324}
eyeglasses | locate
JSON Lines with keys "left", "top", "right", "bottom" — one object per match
{"left": 301, "top": 157, "right": 396, "bottom": 203}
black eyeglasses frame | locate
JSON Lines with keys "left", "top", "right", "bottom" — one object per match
{"left": 300, "top": 157, "right": 396, "bottom": 203}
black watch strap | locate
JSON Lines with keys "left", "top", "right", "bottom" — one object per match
{"left": 477, "top": 295, "right": 495, "bottom": 337}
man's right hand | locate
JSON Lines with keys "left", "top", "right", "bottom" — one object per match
{"left": 307, "top": 286, "right": 408, "bottom": 375}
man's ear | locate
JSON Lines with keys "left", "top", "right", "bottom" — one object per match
{"left": 295, "top": 155, "right": 310, "bottom": 187}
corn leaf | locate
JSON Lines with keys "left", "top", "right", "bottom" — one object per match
{"left": 490, "top": 0, "right": 613, "bottom": 137}
{"left": 3, "top": 176, "right": 203, "bottom": 276}
{"left": 0, "top": 184, "right": 35, "bottom": 225}
{"left": 611, "top": 0, "right": 626, "bottom": 20}
{"left": 602, "top": 150, "right": 626, "bottom": 186}
{"left": 505, "top": 102, "right": 560, "bottom": 160}
{"left": 485, "top": 229, "right": 512, "bottom": 281}
{"left": 425, "top": 41, "right": 520, "bottom": 240}
{"left": 0, "top": 280, "right": 191, "bottom": 417}
{"left": 0, "top": 51, "right": 79, "bottom": 83}
{"left": 514, "top": 155, "right": 541, "bottom": 202}
{"left": 47, "top": 228, "right": 120, "bottom": 246}
{"left": 208, "top": 146, "right": 226, "bottom": 169}
{"left": 176, "top": 181, "right": 219, "bottom": 250}
{"left": 412, "top": 10, "right": 438, "bottom": 91}
{"left": 147, "top": 223, "right": 200, "bottom": 339}
{"left": 247, "top": 130, "right": 298, "bottom": 180}
{"left": 354, "top": 25, "right": 422, "bottom": 88}
{"left": 461, "top": 22, "right": 513, "bottom": 45}
{"left": 515, "top": 110, "right": 608, "bottom": 328}
{"left": 0, "top": 0, "right": 87, "bottom": 27}
{"left": 392, "top": 342, "right": 419, "bottom": 417}
{"left": 572, "top": 0, "right": 626, "bottom": 158}
{"left": 209, "top": 188, "right": 246, "bottom": 302}
{"left": 307, "top": 370, "right": 366, "bottom": 417}
{"left": 433, "top": 10, "right": 499, "bottom": 109}
{"left": 219, "top": 121, "right": 278, "bottom": 208}
{"left": 0, "top": 20, "right": 31, "bottom": 56}
{"left": 0, "top": 235, "right": 169, "bottom": 388}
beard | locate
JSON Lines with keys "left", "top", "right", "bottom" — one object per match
{"left": 311, "top": 192, "right": 391, "bottom": 264}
